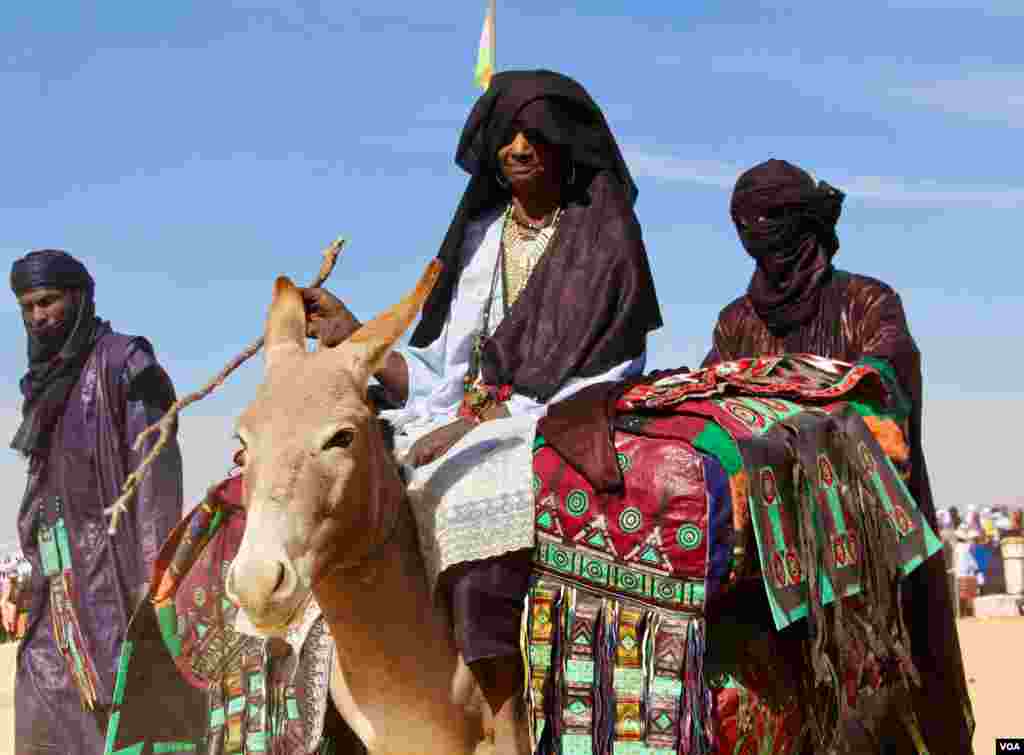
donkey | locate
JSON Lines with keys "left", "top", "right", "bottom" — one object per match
{"left": 224, "top": 262, "right": 522, "bottom": 755}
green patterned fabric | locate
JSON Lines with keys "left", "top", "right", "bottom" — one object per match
{"left": 732, "top": 397, "right": 941, "bottom": 630}
{"left": 105, "top": 479, "right": 361, "bottom": 755}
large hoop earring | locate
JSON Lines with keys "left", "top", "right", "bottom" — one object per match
{"left": 495, "top": 169, "right": 509, "bottom": 190}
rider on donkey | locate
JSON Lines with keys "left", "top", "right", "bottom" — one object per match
{"left": 703, "top": 158, "right": 974, "bottom": 753}
{"left": 303, "top": 69, "right": 662, "bottom": 751}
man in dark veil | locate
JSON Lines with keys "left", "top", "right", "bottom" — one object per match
{"left": 703, "top": 159, "right": 974, "bottom": 753}
{"left": 303, "top": 70, "right": 661, "bottom": 752}
{"left": 9, "top": 249, "right": 184, "bottom": 754}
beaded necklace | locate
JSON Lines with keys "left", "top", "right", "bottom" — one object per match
{"left": 460, "top": 202, "right": 563, "bottom": 419}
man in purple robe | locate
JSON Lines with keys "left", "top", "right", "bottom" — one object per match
{"left": 9, "top": 249, "right": 183, "bottom": 754}
{"left": 703, "top": 159, "right": 974, "bottom": 753}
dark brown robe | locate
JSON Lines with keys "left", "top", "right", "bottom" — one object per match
{"left": 703, "top": 269, "right": 974, "bottom": 754}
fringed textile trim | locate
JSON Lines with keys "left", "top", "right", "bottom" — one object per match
{"left": 39, "top": 515, "right": 101, "bottom": 710}
{"left": 739, "top": 406, "right": 939, "bottom": 750}
{"left": 524, "top": 575, "right": 715, "bottom": 754}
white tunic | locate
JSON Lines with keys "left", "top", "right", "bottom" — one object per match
{"left": 383, "top": 206, "right": 644, "bottom": 444}
{"left": 381, "top": 207, "right": 646, "bottom": 592}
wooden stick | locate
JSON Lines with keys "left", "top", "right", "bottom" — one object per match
{"left": 106, "top": 237, "right": 347, "bottom": 534}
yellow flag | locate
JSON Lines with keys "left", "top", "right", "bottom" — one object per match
{"left": 474, "top": 0, "right": 496, "bottom": 90}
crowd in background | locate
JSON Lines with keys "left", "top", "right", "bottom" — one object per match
{"left": 939, "top": 505, "right": 1024, "bottom": 616}
{"left": 0, "top": 552, "right": 31, "bottom": 642}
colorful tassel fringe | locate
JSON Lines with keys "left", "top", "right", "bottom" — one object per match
{"left": 523, "top": 575, "right": 714, "bottom": 754}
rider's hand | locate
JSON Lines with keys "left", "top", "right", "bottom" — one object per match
{"left": 0, "top": 598, "right": 15, "bottom": 634}
{"left": 301, "top": 287, "right": 360, "bottom": 346}
{"left": 479, "top": 402, "right": 510, "bottom": 422}
{"left": 406, "top": 419, "right": 474, "bottom": 468}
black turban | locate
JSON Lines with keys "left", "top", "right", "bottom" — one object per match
{"left": 10, "top": 248, "right": 94, "bottom": 297}
{"left": 10, "top": 249, "right": 108, "bottom": 456}
{"left": 452, "top": 70, "right": 638, "bottom": 203}
{"left": 730, "top": 159, "right": 846, "bottom": 334}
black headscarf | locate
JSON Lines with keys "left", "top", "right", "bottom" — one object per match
{"left": 730, "top": 159, "right": 845, "bottom": 335}
{"left": 410, "top": 70, "right": 660, "bottom": 401}
{"left": 10, "top": 249, "right": 110, "bottom": 456}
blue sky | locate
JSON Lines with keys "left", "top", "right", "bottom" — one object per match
{"left": 1, "top": 1, "right": 1022, "bottom": 549}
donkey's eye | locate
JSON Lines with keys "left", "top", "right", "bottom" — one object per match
{"left": 323, "top": 429, "right": 355, "bottom": 451}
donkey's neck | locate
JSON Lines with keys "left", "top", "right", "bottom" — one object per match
{"left": 315, "top": 494, "right": 476, "bottom": 754}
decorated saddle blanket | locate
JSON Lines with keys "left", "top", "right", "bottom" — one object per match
{"left": 540, "top": 354, "right": 938, "bottom": 631}
{"left": 613, "top": 354, "right": 939, "bottom": 630}
{"left": 105, "top": 476, "right": 360, "bottom": 755}
{"left": 525, "top": 435, "right": 731, "bottom": 753}
{"left": 524, "top": 355, "right": 940, "bottom": 754}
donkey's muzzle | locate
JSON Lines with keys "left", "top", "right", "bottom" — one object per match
{"left": 225, "top": 554, "right": 300, "bottom": 632}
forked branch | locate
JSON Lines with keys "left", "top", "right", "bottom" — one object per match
{"left": 106, "top": 237, "right": 347, "bottom": 534}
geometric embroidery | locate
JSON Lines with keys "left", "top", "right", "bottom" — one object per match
{"left": 818, "top": 454, "right": 835, "bottom": 487}
{"left": 832, "top": 533, "right": 858, "bottom": 568}
{"left": 769, "top": 549, "right": 803, "bottom": 589}
{"left": 572, "top": 515, "right": 619, "bottom": 559}
{"left": 565, "top": 490, "right": 590, "bottom": 517}
{"left": 761, "top": 468, "right": 779, "bottom": 504}
{"left": 623, "top": 528, "right": 673, "bottom": 576}
{"left": 574, "top": 354, "right": 941, "bottom": 751}
{"left": 535, "top": 494, "right": 565, "bottom": 539}
{"left": 725, "top": 400, "right": 765, "bottom": 429}
{"left": 534, "top": 534, "right": 704, "bottom": 612}
{"left": 532, "top": 432, "right": 715, "bottom": 614}
{"left": 529, "top": 423, "right": 728, "bottom": 752}
{"left": 676, "top": 522, "right": 703, "bottom": 550}
{"left": 523, "top": 576, "right": 708, "bottom": 754}
{"left": 618, "top": 506, "right": 643, "bottom": 533}
{"left": 117, "top": 482, "right": 341, "bottom": 755}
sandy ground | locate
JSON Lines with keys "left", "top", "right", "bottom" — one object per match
{"left": 0, "top": 618, "right": 1017, "bottom": 753}
{"left": 956, "top": 617, "right": 1024, "bottom": 750}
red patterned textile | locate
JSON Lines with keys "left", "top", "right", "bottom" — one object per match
{"left": 617, "top": 354, "right": 903, "bottom": 413}
{"left": 527, "top": 432, "right": 733, "bottom": 753}
{"left": 106, "top": 476, "right": 361, "bottom": 755}
{"left": 532, "top": 433, "right": 719, "bottom": 610}
{"left": 714, "top": 684, "right": 803, "bottom": 755}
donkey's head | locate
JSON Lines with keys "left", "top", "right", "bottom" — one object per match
{"left": 225, "top": 261, "right": 441, "bottom": 635}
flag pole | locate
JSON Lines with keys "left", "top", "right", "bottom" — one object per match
{"left": 474, "top": 0, "right": 496, "bottom": 90}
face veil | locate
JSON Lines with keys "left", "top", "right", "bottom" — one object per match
{"left": 730, "top": 159, "right": 845, "bottom": 334}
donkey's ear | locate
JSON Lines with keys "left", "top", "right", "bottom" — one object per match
{"left": 265, "top": 276, "right": 307, "bottom": 373}
{"left": 335, "top": 260, "right": 442, "bottom": 387}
